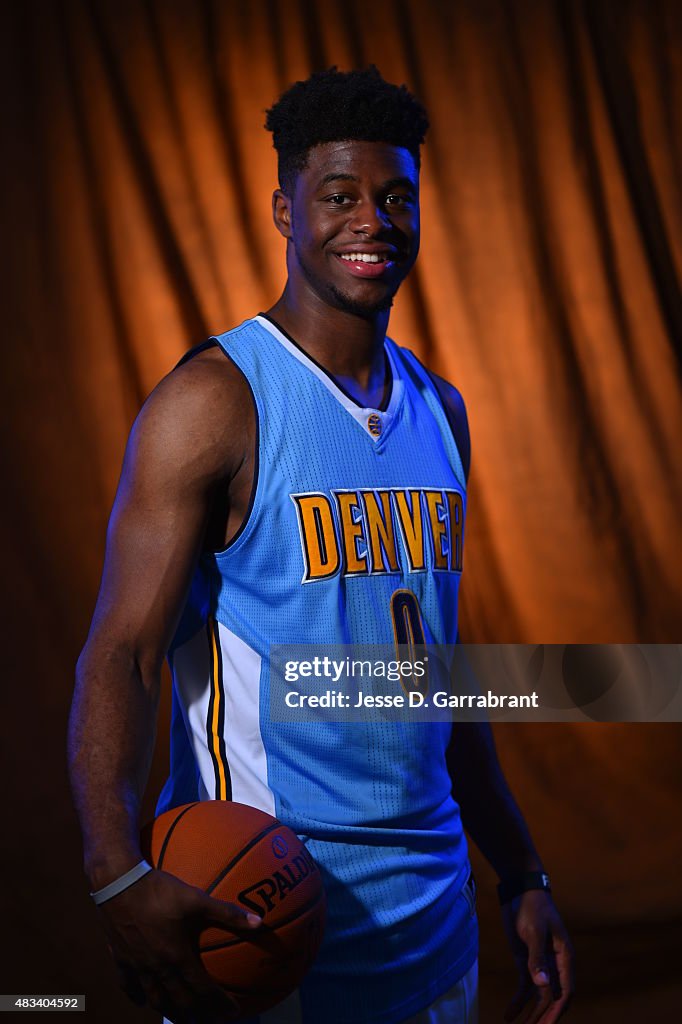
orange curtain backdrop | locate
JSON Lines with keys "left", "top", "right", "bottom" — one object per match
{"left": 1, "top": 0, "right": 681, "bottom": 1017}
{"left": 3, "top": 0, "right": 680, "bottom": 648}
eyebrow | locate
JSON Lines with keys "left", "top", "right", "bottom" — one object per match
{"left": 317, "top": 173, "right": 417, "bottom": 194}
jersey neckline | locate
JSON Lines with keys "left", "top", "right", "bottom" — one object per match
{"left": 254, "top": 313, "right": 404, "bottom": 444}
{"left": 257, "top": 312, "right": 396, "bottom": 411}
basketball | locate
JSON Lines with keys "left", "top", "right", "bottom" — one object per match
{"left": 140, "top": 801, "right": 326, "bottom": 1017}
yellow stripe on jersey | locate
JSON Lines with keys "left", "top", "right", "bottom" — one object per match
{"left": 208, "top": 616, "right": 229, "bottom": 800}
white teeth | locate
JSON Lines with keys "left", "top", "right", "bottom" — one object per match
{"left": 340, "top": 253, "right": 385, "bottom": 263}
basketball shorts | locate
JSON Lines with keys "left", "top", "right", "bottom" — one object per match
{"left": 250, "top": 959, "right": 479, "bottom": 1024}
{"left": 162, "top": 958, "right": 478, "bottom": 1024}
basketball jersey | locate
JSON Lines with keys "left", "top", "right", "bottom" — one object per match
{"left": 157, "top": 314, "right": 478, "bottom": 1024}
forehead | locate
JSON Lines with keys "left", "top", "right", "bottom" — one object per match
{"left": 299, "top": 140, "right": 419, "bottom": 190}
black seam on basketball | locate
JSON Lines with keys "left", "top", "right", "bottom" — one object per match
{"left": 157, "top": 802, "right": 200, "bottom": 870}
{"left": 200, "top": 888, "right": 326, "bottom": 951}
{"left": 205, "top": 821, "right": 282, "bottom": 895}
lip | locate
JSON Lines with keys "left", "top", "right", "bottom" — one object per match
{"left": 333, "top": 253, "right": 397, "bottom": 278}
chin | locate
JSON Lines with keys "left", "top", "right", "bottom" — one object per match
{"left": 329, "top": 284, "right": 395, "bottom": 318}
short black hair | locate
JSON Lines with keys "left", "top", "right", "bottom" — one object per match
{"left": 265, "top": 65, "right": 429, "bottom": 193}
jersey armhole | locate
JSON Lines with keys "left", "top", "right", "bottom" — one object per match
{"left": 394, "top": 345, "right": 469, "bottom": 486}
{"left": 423, "top": 368, "right": 470, "bottom": 484}
{"left": 208, "top": 341, "right": 263, "bottom": 559}
{"left": 173, "top": 338, "right": 219, "bottom": 369}
{"left": 171, "top": 335, "right": 261, "bottom": 557}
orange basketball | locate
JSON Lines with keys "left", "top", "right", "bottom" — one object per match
{"left": 140, "top": 801, "right": 326, "bottom": 1017}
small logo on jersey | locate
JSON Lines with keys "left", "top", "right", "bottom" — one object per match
{"left": 367, "top": 414, "right": 382, "bottom": 437}
{"left": 271, "top": 835, "right": 289, "bottom": 859}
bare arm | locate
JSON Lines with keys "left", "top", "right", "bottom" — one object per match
{"left": 67, "top": 349, "right": 258, "bottom": 1020}
{"left": 447, "top": 721, "right": 573, "bottom": 1023}
{"left": 428, "top": 372, "right": 471, "bottom": 483}
{"left": 447, "top": 720, "right": 544, "bottom": 877}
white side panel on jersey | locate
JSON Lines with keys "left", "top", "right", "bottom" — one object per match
{"left": 216, "top": 619, "right": 275, "bottom": 815}
{"left": 171, "top": 623, "right": 275, "bottom": 816}
{"left": 171, "top": 628, "right": 218, "bottom": 798}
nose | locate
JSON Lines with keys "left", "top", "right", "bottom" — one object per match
{"left": 348, "top": 199, "right": 391, "bottom": 235}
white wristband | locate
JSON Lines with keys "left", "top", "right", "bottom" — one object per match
{"left": 90, "top": 859, "right": 153, "bottom": 906}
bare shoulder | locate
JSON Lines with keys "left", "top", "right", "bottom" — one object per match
{"left": 126, "top": 344, "right": 253, "bottom": 491}
{"left": 429, "top": 370, "right": 471, "bottom": 482}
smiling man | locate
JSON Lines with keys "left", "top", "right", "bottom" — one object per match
{"left": 68, "top": 67, "right": 573, "bottom": 1024}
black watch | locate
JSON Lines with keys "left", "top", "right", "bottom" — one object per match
{"left": 497, "top": 870, "right": 551, "bottom": 905}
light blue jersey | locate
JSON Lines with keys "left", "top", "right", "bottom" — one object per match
{"left": 157, "top": 314, "right": 477, "bottom": 1024}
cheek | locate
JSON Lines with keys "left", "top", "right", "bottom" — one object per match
{"left": 295, "top": 216, "right": 336, "bottom": 251}
{"left": 408, "top": 219, "right": 421, "bottom": 252}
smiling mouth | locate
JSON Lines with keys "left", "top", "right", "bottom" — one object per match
{"left": 334, "top": 253, "right": 396, "bottom": 278}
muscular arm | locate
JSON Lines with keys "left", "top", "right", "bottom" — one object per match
{"left": 67, "top": 349, "right": 257, "bottom": 1018}
{"left": 429, "top": 371, "right": 471, "bottom": 484}
{"left": 446, "top": 720, "right": 543, "bottom": 877}
{"left": 68, "top": 351, "right": 249, "bottom": 883}
{"left": 432, "top": 371, "right": 538, "bottom": 870}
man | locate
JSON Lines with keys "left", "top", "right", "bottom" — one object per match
{"left": 68, "top": 66, "right": 573, "bottom": 1024}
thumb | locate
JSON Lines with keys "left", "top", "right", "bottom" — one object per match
{"left": 195, "top": 891, "right": 262, "bottom": 932}
{"left": 527, "top": 933, "right": 550, "bottom": 987}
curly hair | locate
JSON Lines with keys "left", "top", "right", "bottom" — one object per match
{"left": 264, "top": 66, "right": 429, "bottom": 193}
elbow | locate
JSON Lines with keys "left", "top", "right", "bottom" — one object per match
{"left": 78, "top": 632, "right": 162, "bottom": 682}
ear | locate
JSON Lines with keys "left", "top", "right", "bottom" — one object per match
{"left": 272, "top": 188, "right": 293, "bottom": 240}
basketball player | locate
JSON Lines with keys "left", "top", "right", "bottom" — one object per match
{"left": 68, "top": 67, "right": 574, "bottom": 1024}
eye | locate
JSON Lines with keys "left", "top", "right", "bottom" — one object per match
{"left": 385, "top": 194, "right": 410, "bottom": 207}
{"left": 326, "top": 194, "right": 353, "bottom": 205}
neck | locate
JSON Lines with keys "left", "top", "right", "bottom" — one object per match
{"left": 265, "top": 281, "right": 390, "bottom": 391}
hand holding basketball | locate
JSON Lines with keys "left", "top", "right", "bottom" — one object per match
{"left": 96, "top": 802, "right": 326, "bottom": 1022}
{"left": 140, "top": 801, "right": 326, "bottom": 1019}
{"left": 97, "top": 865, "right": 260, "bottom": 1023}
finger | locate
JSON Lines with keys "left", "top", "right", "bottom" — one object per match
{"left": 113, "top": 960, "right": 146, "bottom": 1007}
{"left": 507, "top": 989, "right": 540, "bottom": 1024}
{"left": 526, "top": 928, "right": 552, "bottom": 990}
{"left": 178, "top": 957, "right": 241, "bottom": 1019}
{"left": 139, "top": 976, "right": 203, "bottom": 1024}
{"left": 535, "top": 939, "right": 574, "bottom": 1024}
{"left": 523, "top": 987, "right": 554, "bottom": 1024}
{"left": 194, "top": 892, "right": 262, "bottom": 932}
{"left": 136, "top": 972, "right": 170, "bottom": 1017}
{"left": 153, "top": 967, "right": 198, "bottom": 1023}
{"left": 504, "top": 975, "right": 534, "bottom": 1021}
{"left": 535, "top": 993, "right": 573, "bottom": 1024}
{"left": 553, "top": 935, "right": 575, "bottom": 1001}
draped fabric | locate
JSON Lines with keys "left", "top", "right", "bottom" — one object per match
{"left": 2, "top": 1, "right": 680, "bottom": 1020}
